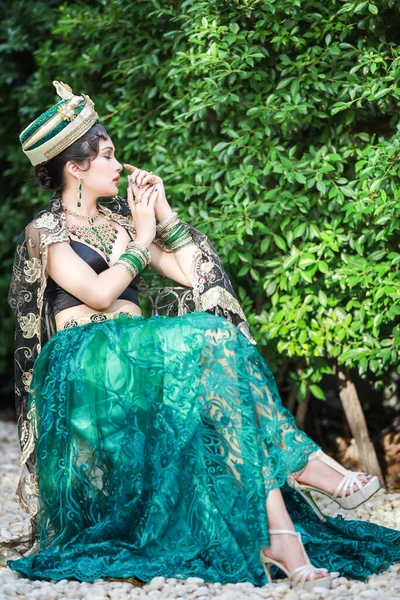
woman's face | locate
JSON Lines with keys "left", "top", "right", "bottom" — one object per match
{"left": 78, "top": 137, "right": 123, "bottom": 196}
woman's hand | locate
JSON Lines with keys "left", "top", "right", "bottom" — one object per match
{"left": 127, "top": 180, "right": 157, "bottom": 246}
{"left": 123, "top": 164, "right": 171, "bottom": 222}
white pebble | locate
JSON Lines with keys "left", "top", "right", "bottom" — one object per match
{"left": 312, "top": 586, "right": 334, "bottom": 594}
{"left": 272, "top": 583, "right": 291, "bottom": 592}
{"left": 0, "top": 529, "right": 12, "bottom": 540}
{"left": 1, "top": 585, "right": 16, "bottom": 597}
{"left": 359, "top": 592, "right": 379, "bottom": 598}
{"left": 147, "top": 576, "right": 165, "bottom": 590}
{"left": 192, "top": 586, "right": 210, "bottom": 597}
{"left": 186, "top": 577, "right": 205, "bottom": 585}
{"left": 283, "top": 592, "right": 300, "bottom": 600}
{"left": 14, "top": 585, "right": 30, "bottom": 596}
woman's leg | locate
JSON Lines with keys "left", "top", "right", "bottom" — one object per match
{"left": 199, "top": 315, "right": 373, "bottom": 501}
{"left": 261, "top": 488, "right": 329, "bottom": 580}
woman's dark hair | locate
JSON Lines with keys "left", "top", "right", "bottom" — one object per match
{"left": 34, "top": 123, "right": 110, "bottom": 192}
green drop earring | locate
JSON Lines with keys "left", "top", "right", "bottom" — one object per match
{"left": 77, "top": 176, "right": 83, "bottom": 208}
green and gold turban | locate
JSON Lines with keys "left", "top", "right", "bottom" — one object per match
{"left": 19, "top": 81, "right": 99, "bottom": 166}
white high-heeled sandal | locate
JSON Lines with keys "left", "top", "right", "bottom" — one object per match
{"left": 287, "top": 449, "right": 381, "bottom": 520}
{"left": 260, "top": 529, "right": 340, "bottom": 591}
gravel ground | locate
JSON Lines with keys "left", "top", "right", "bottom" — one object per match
{"left": 0, "top": 420, "right": 399, "bottom": 600}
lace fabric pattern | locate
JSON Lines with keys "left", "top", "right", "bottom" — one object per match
{"left": 7, "top": 311, "right": 321, "bottom": 583}
{"left": 5, "top": 193, "right": 255, "bottom": 557}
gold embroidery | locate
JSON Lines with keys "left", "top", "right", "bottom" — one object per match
{"left": 24, "top": 258, "right": 41, "bottom": 283}
{"left": 200, "top": 286, "right": 248, "bottom": 322}
{"left": 19, "top": 312, "right": 40, "bottom": 339}
{"left": 44, "top": 111, "right": 98, "bottom": 160}
{"left": 33, "top": 212, "right": 60, "bottom": 230}
{"left": 98, "top": 203, "right": 136, "bottom": 233}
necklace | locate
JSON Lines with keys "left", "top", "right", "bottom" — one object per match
{"left": 61, "top": 201, "right": 100, "bottom": 225}
{"left": 62, "top": 202, "right": 119, "bottom": 263}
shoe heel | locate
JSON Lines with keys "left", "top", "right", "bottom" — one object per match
{"left": 287, "top": 476, "right": 327, "bottom": 523}
{"left": 297, "top": 487, "right": 327, "bottom": 523}
{"left": 259, "top": 549, "right": 273, "bottom": 583}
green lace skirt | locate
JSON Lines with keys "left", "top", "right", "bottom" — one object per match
{"left": 8, "top": 311, "right": 400, "bottom": 583}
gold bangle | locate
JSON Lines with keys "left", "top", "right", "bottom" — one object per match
{"left": 126, "top": 240, "right": 152, "bottom": 264}
{"left": 114, "top": 257, "right": 138, "bottom": 278}
{"left": 156, "top": 212, "right": 179, "bottom": 234}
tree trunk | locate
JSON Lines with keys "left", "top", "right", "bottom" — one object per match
{"left": 295, "top": 389, "right": 310, "bottom": 430}
{"left": 336, "top": 366, "right": 386, "bottom": 489}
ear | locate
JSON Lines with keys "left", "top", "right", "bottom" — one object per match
{"left": 65, "top": 160, "right": 81, "bottom": 179}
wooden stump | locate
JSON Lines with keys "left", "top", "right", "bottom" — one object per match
{"left": 336, "top": 366, "right": 386, "bottom": 489}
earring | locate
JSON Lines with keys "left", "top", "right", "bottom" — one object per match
{"left": 77, "top": 176, "right": 83, "bottom": 208}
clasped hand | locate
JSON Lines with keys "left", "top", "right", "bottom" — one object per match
{"left": 124, "top": 163, "right": 167, "bottom": 245}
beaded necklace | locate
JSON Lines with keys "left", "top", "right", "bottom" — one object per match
{"left": 62, "top": 201, "right": 119, "bottom": 264}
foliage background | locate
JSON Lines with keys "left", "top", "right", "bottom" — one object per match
{"left": 1, "top": 0, "right": 399, "bottom": 424}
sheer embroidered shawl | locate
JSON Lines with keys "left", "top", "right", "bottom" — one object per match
{"left": 4, "top": 193, "right": 256, "bottom": 558}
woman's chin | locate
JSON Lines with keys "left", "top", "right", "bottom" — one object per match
{"left": 103, "top": 183, "right": 119, "bottom": 195}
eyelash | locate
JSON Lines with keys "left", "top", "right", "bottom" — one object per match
{"left": 105, "top": 156, "right": 113, "bottom": 160}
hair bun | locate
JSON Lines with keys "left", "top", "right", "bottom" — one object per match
{"left": 35, "top": 164, "right": 55, "bottom": 190}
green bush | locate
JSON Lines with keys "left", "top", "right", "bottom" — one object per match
{"left": 2, "top": 0, "right": 400, "bottom": 404}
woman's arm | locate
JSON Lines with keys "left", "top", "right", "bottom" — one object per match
{"left": 148, "top": 241, "right": 196, "bottom": 288}
{"left": 45, "top": 237, "right": 196, "bottom": 311}
{"left": 45, "top": 240, "right": 142, "bottom": 310}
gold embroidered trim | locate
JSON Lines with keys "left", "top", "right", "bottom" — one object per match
{"left": 200, "top": 285, "right": 248, "bottom": 322}
{"left": 44, "top": 111, "right": 98, "bottom": 160}
{"left": 98, "top": 203, "right": 136, "bottom": 234}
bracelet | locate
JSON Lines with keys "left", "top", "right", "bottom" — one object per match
{"left": 157, "top": 220, "right": 195, "bottom": 253}
{"left": 122, "top": 252, "right": 144, "bottom": 271}
{"left": 125, "top": 240, "right": 152, "bottom": 264}
{"left": 114, "top": 241, "right": 152, "bottom": 278}
{"left": 170, "top": 238, "right": 196, "bottom": 252}
{"left": 156, "top": 211, "right": 179, "bottom": 234}
{"left": 114, "top": 256, "right": 140, "bottom": 278}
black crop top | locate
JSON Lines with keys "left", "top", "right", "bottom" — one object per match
{"left": 45, "top": 239, "right": 142, "bottom": 316}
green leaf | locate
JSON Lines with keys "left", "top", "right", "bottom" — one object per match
{"left": 318, "top": 290, "right": 328, "bottom": 307}
{"left": 274, "top": 235, "right": 287, "bottom": 251}
{"left": 318, "top": 261, "right": 329, "bottom": 274}
{"left": 310, "top": 385, "right": 326, "bottom": 400}
{"left": 213, "top": 142, "right": 230, "bottom": 152}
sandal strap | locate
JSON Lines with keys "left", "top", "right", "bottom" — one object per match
{"left": 269, "top": 529, "right": 300, "bottom": 537}
{"left": 312, "top": 450, "right": 370, "bottom": 500}
{"left": 290, "top": 564, "right": 328, "bottom": 585}
{"left": 333, "top": 472, "right": 369, "bottom": 499}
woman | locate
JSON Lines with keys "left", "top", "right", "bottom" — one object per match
{"left": 4, "top": 81, "right": 400, "bottom": 590}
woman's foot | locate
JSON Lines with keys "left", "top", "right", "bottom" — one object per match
{"left": 261, "top": 527, "right": 329, "bottom": 582}
{"left": 292, "top": 451, "right": 373, "bottom": 497}
{"left": 263, "top": 489, "right": 338, "bottom": 587}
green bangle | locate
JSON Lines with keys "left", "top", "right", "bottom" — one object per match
{"left": 164, "top": 224, "right": 189, "bottom": 244}
{"left": 165, "top": 229, "right": 192, "bottom": 248}
{"left": 115, "top": 258, "right": 138, "bottom": 278}
{"left": 119, "top": 252, "right": 144, "bottom": 271}
{"left": 165, "top": 227, "right": 186, "bottom": 244}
